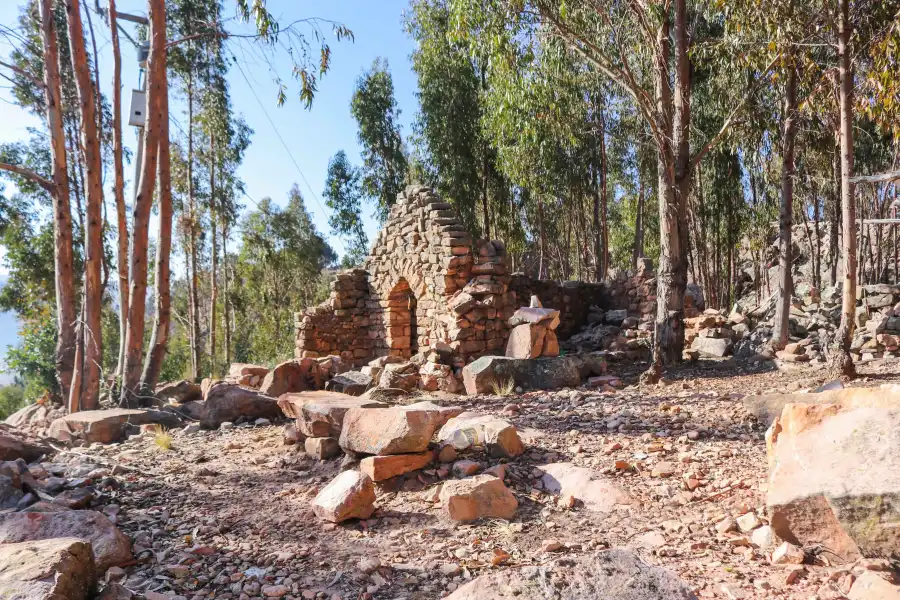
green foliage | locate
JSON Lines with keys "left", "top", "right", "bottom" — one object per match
{"left": 351, "top": 58, "right": 409, "bottom": 221}
{"left": 323, "top": 150, "right": 368, "bottom": 266}
{"left": 0, "top": 385, "right": 26, "bottom": 421}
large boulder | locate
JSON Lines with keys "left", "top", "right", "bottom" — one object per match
{"left": 767, "top": 404, "right": 900, "bottom": 562}
{"left": 311, "top": 470, "right": 376, "bottom": 523}
{"left": 438, "top": 413, "right": 524, "bottom": 458}
{"left": 439, "top": 474, "right": 518, "bottom": 522}
{"left": 339, "top": 407, "right": 439, "bottom": 455}
{"left": 324, "top": 371, "right": 372, "bottom": 396}
{"left": 691, "top": 336, "right": 733, "bottom": 357}
{"left": 0, "top": 510, "right": 132, "bottom": 574}
{"left": 228, "top": 363, "right": 269, "bottom": 379}
{"left": 4, "top": 402, "right": 53, "bottom": 429}
{"left": 46, "top": 409, "right": 181, "bottom": 444}
{"left": 539, "top": 463, "right": 632, "bottom": 512}
{"left": 445, "top": 548, "right": 696, "bottom": 600}
{"left": 505, "top": 323, "right": 548, "bottom": 359}
{"left": 199, "top": 384, "right": 280, "bottom": 429}
{"left": 259, "top": 359, "right": 323, "bottom": 397}
{"left": 377, "top": 362, "right": 419, "bottom": 391}
{"left": 0, "top": 538, "right": 96, "bottom": 600}
{"left": 155, "top": 380, "right": 202, "bottom": 403}
{"left": 278, "top": 392, "right": 386, "bottom": 438}
{"left": 0, "top": 424, "right": 51, "bottom": 462}
{"left": 744, "top": 385, "right": 900, "bottom": 428}
{"left": 462, "top": 355, "right": 606, "bottom": 394}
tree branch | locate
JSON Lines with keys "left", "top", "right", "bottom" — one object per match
{"left": 0, "top": 59, "right": 45, "bottom": 89}
{"left": 0, "top": 162, "right": 55, "bottom": 192}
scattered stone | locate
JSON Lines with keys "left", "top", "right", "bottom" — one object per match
{"left": 324, "top": 371, "right": 372, "bottom": 396}
{"left": 751, "top": 525, "right": 776, "bottom": 551}
{"left": 771, "top": 541, "right": 805, "bottom": 565}
{"left": 439, "top": 474, "right": 517, "bottom": 522}
{"left": 278, "top": 392, "right": 386, "bottom": 438}
{"left": 538, "top": 463, "right": 631, "bottom": 513}
{"left": 848, "top": 572, "right": 900, "bottom": 599}
{"left": 155, "top": 380, "right": 202, "bottom": 403}
{"left": 462, "top": 354, "right": 605, "bottom": 394}
{"left": 736, "top": 512, "right": 761, "bottom": 532}
{"left": 311, "top": 471, "right": 376, "bottom": 523}
{"left": 452, "top": 460, "right": 480, "bottom": 477}
{"left": 541, "top": 539, "right": 564, "bottom": 552}
{"left": 260, "top": 359, "right": 322, "bottom": 397}
{"left": 651, "top": 461, "right": 676, "bottom": 478}
{"left": 438, "top": 412, "right": 524, "bottom": 458}
{"left": 47, "top": 409, "right": 180, "bottom": 444}
{"left": 0, "top": 424, "right": 51, "bottom": 462}
{"left": 360, "top": 451, "right": 432, "bottom": 481}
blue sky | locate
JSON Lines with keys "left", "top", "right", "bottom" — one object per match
{"left": 0, "top": 0, "right": 420, "bottom": 378}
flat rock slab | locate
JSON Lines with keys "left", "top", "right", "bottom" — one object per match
{"left": 439, "top": 474, "right": 518, "bottom": 522}
{"left": 311, "top": 470, "right": 375, "bottom": 523}
{"left": 278, "top": 392, "right": 386, "bottom": 438}
{"left": 445, "top": 548, "right": 697, "bottom": 599}
{"left": 199, "top": 385, "right": 280, "bottom": 429}
{"left": 767, "top": 405, "right": 900, "bottom": 562}
{"left": 0, "top": 424, "right": 51, "bottom": 462}
{"left": 360, "top": 451, "right": 433, "bottom": 481}
{"left": 46, "top": 409, "right": 181, "bottom": 444}
{"left": 463, "top": 354, "right": 606, "bottom": 394}
{"left": 0, "top": 537, "right": 96, "bottom": 600}
{"left": 438, "top": 412, "right": 524, "bottom": 458}
{"left": 0, "top": 510, "right": 132, "bottom": 575}
{"left": 339, "top": 407, "right": 439, "bottom": 455}
{"left": 539, "top": 462, "right": 632, "bottom": 512}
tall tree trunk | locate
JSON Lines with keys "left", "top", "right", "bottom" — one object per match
{"left": 209, "top": 132, "right": 218, "bottom": 377}
{"left": 223, "top": 222, "right": 232, "bottom": 365}
{"left": 121, "top": 0, "right": 163, "bottom": 404}
{"left": 773, "top": 53, "right": 797, "bottom": 349}
{"left": 141, "top": 26, "right": 173, "bottom": 392}
{"left": 537, "top": 196, "right": 547, "bottom": 279}
{"left": 109, "top": 0, "right": 129, "bottom": 382}
{"left": 830, "top": 0, "right": 856, "bottom": 379}
{"left": 64, "top": 0, "right": 104, "bottom": 410}
{"left": 185, "top": 76, "right": 201, "bottom": 381}
{"left": 599, "top": 107, "right": 609, "bottom": 279}
{"left": 39, "top": 0, "right": 77, "bottom": 406}
{"left": 830, "top": 147, "right": 840, "bottom": 285}
{"left": 645, "top": 0, "right": 690, "bottom": 382}
{"left": 633, "top": 174, "right": 644, "bottom": 269}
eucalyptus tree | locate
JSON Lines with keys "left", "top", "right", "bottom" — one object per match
{"left": 323, "top": 150, "right": 368, "bottom": 266}
{"left": 351, "top": 59, "right": 408, "bottom": 222}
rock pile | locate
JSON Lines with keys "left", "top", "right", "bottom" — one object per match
{"left": 505, "top": 297, "right": 561, "bottom": 359}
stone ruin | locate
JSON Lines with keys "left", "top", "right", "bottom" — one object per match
{"left": 294, "top": 185, "right": 660, "bottom": 370}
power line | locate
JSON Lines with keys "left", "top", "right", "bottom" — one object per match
{"left": 229, "top": 53, "right": 344, "bottom": 252}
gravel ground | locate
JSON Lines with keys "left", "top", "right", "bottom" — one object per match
{"left": 66, "top": 358, "right": 900, "bottom": 600}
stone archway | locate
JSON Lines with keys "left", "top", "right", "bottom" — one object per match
{"left": 386, "top": 278, "right": 418, "bottom": 358}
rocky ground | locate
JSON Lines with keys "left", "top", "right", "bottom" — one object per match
{"left": 40, "top": 358, "right": 897, "bottom": 600}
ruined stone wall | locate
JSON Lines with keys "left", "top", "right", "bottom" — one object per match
{"left": 294, "top": 185, "right": 663, "bottom": 366}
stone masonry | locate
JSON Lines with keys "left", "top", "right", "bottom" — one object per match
{"left": 295, "top": 185, "right": 659, "bottom": 366}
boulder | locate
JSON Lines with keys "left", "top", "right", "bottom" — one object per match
{"left": 505, "top": 323, "right": 547, "bottom": 359}
{"left": 154, "top": 380, "right": 202, "bottom": 403}
{"left": 691, "top": 336, "right": 733, "bottom": 357}
{"left": 848, "top": 572, "right": 900, "bottom": 600}
{"left": 438, "top": 413, "right": 524, "bottom": 458}
{"left": 767, "top": 404, "right": 900, "bottom": 562}
{"left": 46, "top": 409, "right": 181, "bottom": 444}
{"left": 278, "top": 392, "right": 386, "bottom": 438}
{"left": 0, "top": 538, "right": 96, "bottom": 600}
{"left": 541, "top": 330, "right": 560, "bottom": 357}
{"left": 0, "top": 510, "right": 132, "bottom": 574}
{"left": 418, "top": 363, "right": 462, "bottom": 393}
{"left": 0, "top": 475, "right": 23, "bottom": 509}
{"left": 260, "top": 359, "right": 323, "bottom": 397}
{"left": 324, "top": 371, "right": 372, "bottom": 396}
{"left": 463, "top": 355, "right": 604, "bottom": 394}
{"left": 311, "top": 470, "right": 376, "bottom": 523}
{"left": 0, "top": 424, "right": 51, "bottom": 462}
{"left": 339, "top": 407, "right": 439, "bottom": 455}
{"left": 604, "top": 309, "right": 628, "bottom": 325}
{"left": 439, "top": 474, "right": 517, "bottom": 522}
{"left": 444, "top": 548, "right": 697, "bottom": 600}
{"left": 744, "top": 385, "right": 900, "bottom": 428}
{"left": 199, "top": 385, "right": 280, "bottom": 429}
{"left": 4, "top": 402, "right": 53, "bottom": 429}
{"left": 539, "top": 463, "right": 632, "bottom": 512}
{"left": 360, "top": 451, "right": 432, "bottom": 481}
{"left": 378, "top": 362, "right": 419, "bottom": 391}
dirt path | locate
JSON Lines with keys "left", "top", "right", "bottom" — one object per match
{"left": 72, "top": 360, "right": 897, "bottom": 600}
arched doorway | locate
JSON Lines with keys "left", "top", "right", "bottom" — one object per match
{"left": 386, "top": 278, "right": 418, "bottom": 358}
